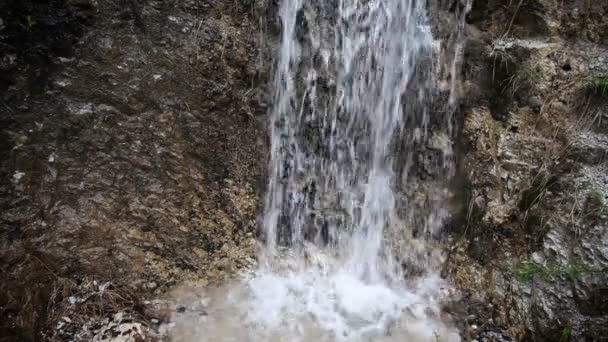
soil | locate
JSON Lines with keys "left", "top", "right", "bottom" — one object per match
{"left": 0, "top": 0, "right": 270, "bottom": 340}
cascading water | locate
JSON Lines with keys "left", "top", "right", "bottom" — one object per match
{"left": 169, "top": 0, "right": 469, "bottom": 341}
{"left": 264, "top": 0, "right": 434, "bottom": 275}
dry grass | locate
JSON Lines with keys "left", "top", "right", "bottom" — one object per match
{"left": 0, "top": 248, "right": 148, "bottom": 342}
{"left": 45, "top": 278, "right": 148, "bottom": 341}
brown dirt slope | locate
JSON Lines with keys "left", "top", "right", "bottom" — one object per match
{"left": 0, "top": 0, "right": 270, "bottom": 340}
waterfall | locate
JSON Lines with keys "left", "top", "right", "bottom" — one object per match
{"left": 170, "top": 0, "right": 469, "bottom": 341}
{"left": 264, "top": 0, "right": 437, "bottom": 280}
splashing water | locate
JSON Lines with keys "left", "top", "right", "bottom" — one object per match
{"left": 169, "top": 0, "right": 469, "bottom": 341}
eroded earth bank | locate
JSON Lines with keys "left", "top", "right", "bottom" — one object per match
{"left": 1, "top": 0, "right": 607, "bottom": 341}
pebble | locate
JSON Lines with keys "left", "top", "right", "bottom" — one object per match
{"left": 146, "top": 281, "right": 158, "bottom": 289}
{"left": 12, "top": 171, "right": 25, "bottom": 183}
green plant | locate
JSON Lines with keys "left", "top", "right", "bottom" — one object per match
{"left": 559, "top": 326, "right": 572, "bottom": 342}
{"left": 590, "top": 76, "right": 608, "bottom": 95}
{"left": 515, "top": 260, "right": 542, "bottom": 281}
{"left": 515, "top": 259, "right": 593, "bottom": 282}
{"left": 519, "top": 171, "right": 556, "bottom": 211}
{"left": 586, "top": 187, "right": 608, "bottom": 218}
{"left": 24, "top": 15, "right": 36, "bottom": 31}
{"left": 589, "top": 188, "right": 604, "bottom": 201}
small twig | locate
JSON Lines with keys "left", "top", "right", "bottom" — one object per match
{"left": 502, "top": 0, "right": 525, "bottom": 39}
{"left": 30, "top": 253, "right": 77, "bottom": 287}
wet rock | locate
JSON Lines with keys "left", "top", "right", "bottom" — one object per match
{"left": 528, "top": 96, "right": 543, "bottom": 113}
{"left": 477, "top": 330, "right": 513, "bottom": 342}
{"left": 67, "top": 0, "right": 97, "bottom": 19}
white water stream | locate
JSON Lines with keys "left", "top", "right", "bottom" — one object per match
{"left": 170, "top": 0, "right": 468, "bottom": 341}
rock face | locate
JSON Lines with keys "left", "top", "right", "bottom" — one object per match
{"left": 2, "top": 0, "right": 607, "bottom": 341}
{"left": 0, "top": 0, "right": 270, "bottom": 340}
{"left": 447, "top": 0, "right": 608, "bottom": 340}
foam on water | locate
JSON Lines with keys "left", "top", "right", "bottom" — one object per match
{"left": 170, "top": 257, "right": 459, "bottom": 341}
{"left": 240, "top": 272, "right": 456, "bottom": 341}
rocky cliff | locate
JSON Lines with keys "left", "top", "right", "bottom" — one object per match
{"left": 447, "top": 0, "right": 608, "bottom": 340}
{"left": 1, "top": 0, "right": 607, "bottom": 341}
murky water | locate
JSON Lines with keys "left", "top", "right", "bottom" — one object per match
{"left": 170, "top": 0, "right": 467, "bottom": 341}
